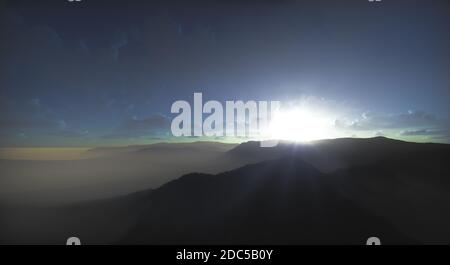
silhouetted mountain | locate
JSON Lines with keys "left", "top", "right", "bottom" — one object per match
{"left": 327, "top": 152, "right": 450, "bottom": 244}
{"left": 1, "top": 137, "right": 449, "bottom": 244}
{"left": 221, "top": 137, "right": 450, "bottom": 243}
{"left": 121, "top": 156, "right": 413, "bottom": 244}
{"left": 226, "top": 137, "right": 450, "bottom": 172}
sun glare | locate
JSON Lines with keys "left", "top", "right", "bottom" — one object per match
{"left": 268, "top": 107, "right": 334, "bottom": 142}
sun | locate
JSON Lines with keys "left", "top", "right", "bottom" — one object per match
{"left": 267, "top": 107, "right": 334, "bottom": 142}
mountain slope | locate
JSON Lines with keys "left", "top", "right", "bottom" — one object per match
{"left": 121, "top": 156, "right": 413, "bottom": 244}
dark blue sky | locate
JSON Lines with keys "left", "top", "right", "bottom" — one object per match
{"left": 1, "top": 0, "right": 449, "bottom": 146}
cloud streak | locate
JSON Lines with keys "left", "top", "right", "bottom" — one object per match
{"left": 335, "top": 110, "right": 437, "bottom": 131}
{"left": 103, "top": 114, "right": 171, "bottom": 139}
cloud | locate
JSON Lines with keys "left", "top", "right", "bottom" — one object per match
{"left": 0, "top": 97, "right": 65, "bottom": 131}
{"left": 400, "top": 129, "right": 444, "bottom": 136}
{"left": 335, "top": 110, "right": 438, "bottom": 131}
{"left": 49, "top": 130, "right": 89, "bottom": 138}
{"left": 118, "top": 114, "right": 170, "bottom": 131}
{"left": 334, "top": 110, "right": 450, "bottom": 142}
{"left": 374, "top": 131, "right": 385, "bottom": 137}
{"left": 0, "top": 119, "right": 61, "bottom": 130}
{"left": 109, "top": 30, "right": 129, "bottom": 61}
{"left": 103, "top": 114, "right": 171, "bottom": 139}
{"left": 30, "top": 98, "right": 41, "bottom": 107}
{"left": 0, "top": 97, "right": 86, "bottom": 141}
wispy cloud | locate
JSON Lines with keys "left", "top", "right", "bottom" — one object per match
{"left": 335, "top": 110, "right": 437, "bottom": 131}
{"left": 102, "top": 114, "right": 171, "bottom": 139}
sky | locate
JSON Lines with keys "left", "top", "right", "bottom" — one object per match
{"left": 0, "top": 0, "right": 449, "bottom": 147}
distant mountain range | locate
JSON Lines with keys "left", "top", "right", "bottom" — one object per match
{"left": 1, "top": 137, "right": 449, "bottom": 244}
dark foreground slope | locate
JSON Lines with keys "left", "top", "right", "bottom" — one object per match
{"left": 121, "top": 157, "right": 412, "bottom": 244}
{"left": 224, "top": 137, "right": 450, "bottom": 243}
